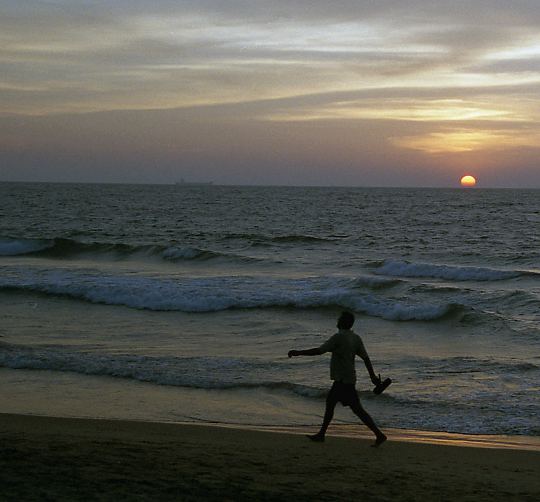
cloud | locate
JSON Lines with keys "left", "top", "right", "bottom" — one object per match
{"left": 3, "top": 0, "right": 540, "bottom": 116}
{"left": 391, "top": 128, "right": 540, "bottom": 153}
{"left": 468, "top": 56, "right": 540, "bottom": 74}
{"left": 1, "top": 1, "right": 540, "bottom": 185}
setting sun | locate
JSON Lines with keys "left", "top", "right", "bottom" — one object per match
{"left": 460, "top": 175, "right": 477, "bottom": 187}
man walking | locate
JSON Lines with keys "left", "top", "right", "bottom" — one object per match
{"left": 288, "top": 311, "right": 387, "bottom": 447}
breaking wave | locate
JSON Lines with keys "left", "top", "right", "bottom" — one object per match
{"left": 0, "top": 344, "right": 328, "bottom": 397}
{"left": 374, "top": 260, "right": 533, "bottom": 281}
{"left": 0, "top": 237, "right": 257, "bottom": 263}
{"left": 0, "top": 238, "right": 54, "bottom": 256}
{"left": 0, "top": 268, "right": 457, "bottom": 321}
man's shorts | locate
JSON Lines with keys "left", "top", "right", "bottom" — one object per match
{"left": 328, "top": 381, "right": 361, "bottom": 407}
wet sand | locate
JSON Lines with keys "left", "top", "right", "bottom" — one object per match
{"left": 1, "top": 413, "right": 539, "bottom": 501}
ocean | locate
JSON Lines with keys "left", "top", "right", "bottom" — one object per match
{"left": 1, "top": 183, "right": 539, "bottom": 437}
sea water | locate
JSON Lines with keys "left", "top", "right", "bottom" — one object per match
{"left": 0, "top": 183, "right": 538, "bottom": 436}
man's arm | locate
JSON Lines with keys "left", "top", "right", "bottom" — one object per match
{"left": 361, "top": 354, "right": 381, "bottom": 385}
{"left": 288, "top": 348, "right": 323, "bottom": 358}
{"left": 289, "top": 333, "right": 336, "bottom": 358}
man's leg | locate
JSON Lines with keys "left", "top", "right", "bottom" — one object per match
{"left": 308, "top": 393, "right": 338, "bottom": 442}
{"left": 350, "top": 402, "right": 387, "bottom": 447}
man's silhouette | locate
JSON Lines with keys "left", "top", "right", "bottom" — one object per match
{"left": 288, "top": 311, "right": 387, "bottom": 447}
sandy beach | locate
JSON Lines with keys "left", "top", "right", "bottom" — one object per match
{"left": 1, "top": 414, "right": 538, "bottom": 501}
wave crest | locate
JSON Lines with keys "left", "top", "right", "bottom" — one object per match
{"left": 0, "top": 344, "right": 329, "bottom": 397}
{"left": 374, "top": 260, "right": 526, "bottom": 281}
{"left": 0, "top": 238, "right": 54, "bottom": 256}
{"left": 0, "top": 268, "right": 456, "bottom": 321}
{"left": 0, "top": 237, "right": 256, "bottom": 263}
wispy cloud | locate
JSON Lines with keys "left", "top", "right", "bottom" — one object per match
{"left": 3, "top": 1, "right": 540, "bottom": 114}
{"left": 1, "top": 1, "right": 540, "bottom": 184}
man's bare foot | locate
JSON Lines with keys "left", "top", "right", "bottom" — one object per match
{"left": 307, "top": 433, "right": 325, "bottom": 442}
{"left": 371, "top": 434, "right": 387, "bottom": 448}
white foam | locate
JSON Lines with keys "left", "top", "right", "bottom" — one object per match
{"left": 375, "top": 260, "right": 521, "bottom": 281}
{"left": 0, "top": 267, "right": 455, "bottom": 321}
{"left": 346, "top": 296, "right": 454, "bottom": 321}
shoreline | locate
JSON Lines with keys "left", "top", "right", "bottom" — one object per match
{"left": 1, "top": 413, "right": 539, "bottom": 501}
{"left": 3, "top": 411, "right": 539, "bottom": 451}
{"left": 208, "top": 422, "right": 540, "bottom": 452}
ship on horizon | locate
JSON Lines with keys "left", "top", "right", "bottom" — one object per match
{"left": 175, "top": 178, "right": 214, "bottom": 186}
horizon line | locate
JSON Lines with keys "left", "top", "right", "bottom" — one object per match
{"left": 1, "top": 180, "right": 539, "bottom": 189}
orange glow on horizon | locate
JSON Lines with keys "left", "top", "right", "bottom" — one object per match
{"left": 460, "top": 175, "right": 477, "bottom": 187}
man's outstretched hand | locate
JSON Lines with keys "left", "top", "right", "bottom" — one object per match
{"left": 288, "top": 350, "right": 299, "bottom": 358}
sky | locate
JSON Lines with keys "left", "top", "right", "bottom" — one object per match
{"left": 1, "top": 1, "right": 540, "bottom": 187}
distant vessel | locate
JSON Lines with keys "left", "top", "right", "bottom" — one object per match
{"left": 175, "top": 178, "right": 213, "bottom": 186}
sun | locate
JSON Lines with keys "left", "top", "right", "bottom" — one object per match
{"left": 460, "top": 175, "right": 477, "bottom": 187}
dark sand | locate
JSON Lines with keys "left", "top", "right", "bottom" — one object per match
{"left": 1, "top": 413, "right": 539, "bottom": 501}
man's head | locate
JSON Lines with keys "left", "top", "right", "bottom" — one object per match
{"left": 337, "top": 311, "right": 355, "bottom": 330}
